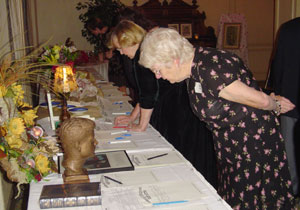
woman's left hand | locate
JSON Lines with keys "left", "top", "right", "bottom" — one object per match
{"left": 270, "top": 93, "right": 295, "bottom": 114}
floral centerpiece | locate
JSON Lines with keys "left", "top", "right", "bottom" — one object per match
{"left": 39, "top": 44, "right": 78, "bottom": 64}
{"left": 0, "top": 49, "right": 59, "bottom": 196}
{"left": 39, "top": 43, "right": 79, "bottom": 73}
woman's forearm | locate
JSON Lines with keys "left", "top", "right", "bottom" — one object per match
{"left": 138, "top": 107, "right": 154, "bottom": 131}
{"left": 130, "top": 103, "right": 141, "bottom": 121}
{"left": 219, "top": 80, "right": 295, "bottom": 114}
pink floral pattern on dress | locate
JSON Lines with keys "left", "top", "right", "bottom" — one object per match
{"left": 186, "top": 47, "right": 295, "bottom": 209}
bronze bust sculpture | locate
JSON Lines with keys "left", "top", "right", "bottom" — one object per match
{"left": 59, "top": 117, "right": 97, "bottom": 183}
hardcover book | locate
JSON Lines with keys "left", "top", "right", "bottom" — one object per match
{"left": 58, "top": 150, "right": 134, "bottom": 175}
{"left": 39, "top": 182, "right": 101, "bottom": 209}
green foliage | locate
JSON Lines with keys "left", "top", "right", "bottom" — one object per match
{"left": 76, "top": 0, "right": 124, "bottom": 54}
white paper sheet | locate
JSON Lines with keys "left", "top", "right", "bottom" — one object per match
{"left": 128, "top": 150, "right": 185, "bottom": 168}
{"left": 95, "top": 128, "right": 171, "bottom": 152}
{"left": 102, "top": 181, "right": 206, "bottom": 210}
{"left": 96, "top": 164, "right": 200, "bottom": 189}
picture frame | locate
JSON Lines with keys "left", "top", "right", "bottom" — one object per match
{"left": 168, "top": 24, "right": 179, "bottom": 32}
{"left": 223, "top": 23, "right": 241, "bottom": 49}
{"left": 58, "top": 150, "right": 134, "bottom": 175}
{"left": 180, "top": 24, "right": 192, "bottom": 38}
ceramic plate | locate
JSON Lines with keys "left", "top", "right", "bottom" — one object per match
{"left": 40, "top": 101, "right": 61, "bottom": 107}
{"left": 56, "top": 104, "right": 76, "bottom": 109}
{"left": 69, "top": 107, "right": 88, "bottom": 113}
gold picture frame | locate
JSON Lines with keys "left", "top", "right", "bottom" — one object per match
{"left": 223, "top": 23, "right": 241, "bottom": 49}
{"left": 180, "top": 23, "right": 192, "bottom": 38}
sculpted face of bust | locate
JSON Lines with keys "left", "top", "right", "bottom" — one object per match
{"left": 59, "top": 117, "right": 97, "bottom": 176}
{"left": 79, "top": 130, "right": 97, "bottom": 158}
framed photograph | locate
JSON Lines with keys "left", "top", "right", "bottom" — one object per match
{"left": 223, "top": 23, "right": 241, "bottom": 49}
{"left": 180, "top": 24, "right": 192, "bottom": 38}
{"left": 58, "top": 150, "right": 134, "bottom": 174}
{"left": 168, "top": 24, "right": 179, "bottom": 32}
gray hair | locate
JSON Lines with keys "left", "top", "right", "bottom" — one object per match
{"left": 139, "top": 28, "right": 194, "bottom": 69}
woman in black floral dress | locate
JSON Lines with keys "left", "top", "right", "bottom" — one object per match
{"left": 139, "top": 28, "right": 296, "bottom": 209}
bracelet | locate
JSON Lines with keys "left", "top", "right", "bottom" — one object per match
{"left": 273, "top": 99, "right": 281, "bottom": 116}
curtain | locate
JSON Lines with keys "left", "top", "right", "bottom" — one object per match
{"left": 6, "top": 0, "right": 33, "bottom": 104}
{"left": 7, "top": 0, "right": 26, "bottom": 59}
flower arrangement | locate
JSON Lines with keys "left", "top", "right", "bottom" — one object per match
{"left": 0, "top": 87, "right": 58, "bottom": 182}
{"left": 74, "top": 50, "right": 90, "bottom": 65}
{"left": 39, "top": 44, "right": 79, "bottom": 65}
{"left": 0, "top": 48, "right": 59, "bottom": 195}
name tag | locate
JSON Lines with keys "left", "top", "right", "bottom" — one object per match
{"left": 194, "top": 82, "right": 202, "bottom": 93}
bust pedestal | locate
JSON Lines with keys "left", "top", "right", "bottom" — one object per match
{"left": 63, "top": 170, "right": 90, "bottom": 184}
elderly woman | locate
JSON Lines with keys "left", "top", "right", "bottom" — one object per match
{"left": 139, "top": 28, "right": 296, "bottom": 209}
{"left": 109, "top": 20, "right": 218, "bottom": 187}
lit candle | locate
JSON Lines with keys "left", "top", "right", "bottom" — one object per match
{"left": 63, "top": 67, "right": 67, "bottom": 92}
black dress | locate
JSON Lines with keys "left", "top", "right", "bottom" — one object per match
{"left": 187, "top": 46, "right": 295, "bottom": 209}
{"left": 126, "top": 49, "right": 218, "bottom": 188}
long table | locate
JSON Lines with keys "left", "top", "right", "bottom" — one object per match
{"left": 27, "top": 64, "right": 232, "bottom": 210}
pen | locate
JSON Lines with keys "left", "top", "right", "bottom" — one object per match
{"left": 104, "top": 175, "right": 123, "bottom": 185}
{"left": 113, "top": 101, "right": 123, "bottom": 105}
{"left": 113, "top": 126, "right": 127, "bottom": 128}
{"left": 108, "top": 140, "right": 131, "bottom": 144}
{"left": 112, "top": 112, "right": 131, "bottom": 115}
{"left": 147, "top": 153, "right": 168, "bottom": 160}
{"left": 111, "top": 130, "right": 128, "bottom": 135}
{"left": 152, "top": 200, "right": 188, "bottom": 206}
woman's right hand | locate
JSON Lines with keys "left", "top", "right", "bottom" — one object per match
{"left": 270, "top": 93, "right": 295, "bottom": 114}
{"left": 114, "top": 115, "right": 132, "bottom": 126}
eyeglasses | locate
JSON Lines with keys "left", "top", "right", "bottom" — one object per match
{"left": 153, "top": 69, "right": 161, "bottom": 75}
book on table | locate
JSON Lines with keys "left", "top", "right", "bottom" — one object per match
{"left": 58, "top": 150, "right": 134, "bottom": 175}
{"left": 39, "top": 182, "right": 101, "bottom": 209}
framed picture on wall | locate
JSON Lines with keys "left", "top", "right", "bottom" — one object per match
{"left": 168, "top": 24, "right": 180, "bottom": 32}
{"left": 180, "top": 24, "right": 192, "bottom": 38}
{"left": 223, "top": 23, "right": 241, "bottom": 49}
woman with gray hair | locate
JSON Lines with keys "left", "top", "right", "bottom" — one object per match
{"left": 139, "top": 28, "right": 296, "bottom": 209}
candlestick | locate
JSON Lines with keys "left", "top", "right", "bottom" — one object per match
{"left": 46, "top": 91, "right": 55, "bottom": 130}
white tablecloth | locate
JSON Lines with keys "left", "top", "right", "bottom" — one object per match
{"left": 27, "top": 66, "right": 232, "bottom": 210}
